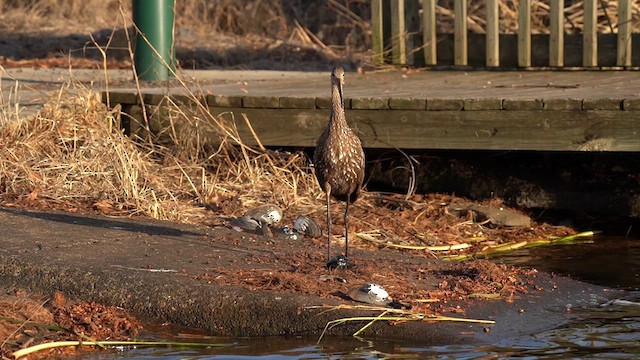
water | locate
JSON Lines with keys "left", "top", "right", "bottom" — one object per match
{"left": 71, "top": 236, "right": 640, "bottom": 359}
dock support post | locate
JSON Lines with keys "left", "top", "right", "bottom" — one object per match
{"left": 133, "top": 0, "right": 176, "bottom": 81}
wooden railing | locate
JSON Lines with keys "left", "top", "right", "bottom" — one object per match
{"left": 372, "top": 0, "right": 637, "bottom": 68}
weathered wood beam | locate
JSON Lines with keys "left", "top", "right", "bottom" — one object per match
{"left": 201, "top": 107, "right": 640, "bottom": 152}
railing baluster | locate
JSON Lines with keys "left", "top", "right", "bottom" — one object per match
{"left": 617, "top": 0, "right": 632, "bottom": 67}
{"left": 583, "top": 0, "right": 598, "bottom": 67}
{"left": 454, "top": 0, "right": 467, "bottom": 66}
{"left": 549, "top": 0, "right": 564, "bottom": 67}
{"left": 391, "top": 0, "right": 407, "bottom": 65}
{"left": 518, "top": 0, "right": 531, "bottom": 67}
{"left": 423, "top": 0, "right": 437, "bottom": 65}
{"left": 486, "top": 0, "right": 499, "bottom": 67}
{"left": 371, "top": 0, "right": 385, "bottom": 65}
{"left": 371, "top": 0, "right": 635, "bottom": 68}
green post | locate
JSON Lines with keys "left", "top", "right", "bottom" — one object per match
{"left": 133, "top": 0, "right": 176, "bottom": 81}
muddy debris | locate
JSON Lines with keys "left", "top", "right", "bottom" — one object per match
{"left": 0, "top": 290, "right": 141, "bottom": 360}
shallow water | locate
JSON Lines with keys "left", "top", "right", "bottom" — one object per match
{"left": 71, "top": 235, "right": 640, "bottom": 359}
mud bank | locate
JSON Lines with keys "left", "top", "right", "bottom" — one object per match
{"left": 0, "top": 206, "right": 618, "bottom": 344}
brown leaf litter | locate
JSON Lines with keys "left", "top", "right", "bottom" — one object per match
{"left": 0, "top": 290, "right": 141, "bottom": 360}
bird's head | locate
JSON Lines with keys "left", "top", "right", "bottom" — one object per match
{"left": 331, "top": 66, "right": 345, "bottom": 106}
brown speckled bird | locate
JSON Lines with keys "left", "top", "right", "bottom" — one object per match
{"left": 313, "top": 66, "right": 365, "bottom": 268}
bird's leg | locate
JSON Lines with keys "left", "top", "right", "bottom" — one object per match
{"left": 325, "top": 185, "right": 332, "bottom": 262}
{"left": 344, "top": 195, "right": 350, "bottom": 258}
{"left": 260, "top": 222, "right": 273, "bottom": 238}
{"left": 324, "top": 185, "right": 348, "bottom": 269}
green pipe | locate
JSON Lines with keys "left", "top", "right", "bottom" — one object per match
{"left": 133, "top": 0, "right": 176, "bottom": 81}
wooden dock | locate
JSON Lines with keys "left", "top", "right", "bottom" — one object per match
{"left": 105, "top": 70, "right": 640, "bottom": 152}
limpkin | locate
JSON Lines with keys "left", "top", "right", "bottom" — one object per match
{"left": 313, "top": 66, "right": 365, "bottom": 268}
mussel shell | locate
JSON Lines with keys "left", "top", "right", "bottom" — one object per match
{"left": 346, "top": 283, "right": 393, "bottom": 306}
{"left": 293, "top": 215, "right": 323, "bottom": 238}
{"left": 229, "top": 216, "right": 261, "bottom": 232}
{"left": 244, "top": 204, "right": 283, "bottom": 225}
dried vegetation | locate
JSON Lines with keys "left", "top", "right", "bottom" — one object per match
{"left": 0, "top": 87, "right": 320, "bottom": 224}
{"left": 0, "top": 290, "right": 140, "bottom": 359}
{"left": 1, "top": 1, "right": 639, "bottom": 69}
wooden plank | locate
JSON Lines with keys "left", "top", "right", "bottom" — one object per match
{"left": 315, "top": 97, "right": 331, "bottom": 109}
{"left": 503, "top": 99, "right": 543, "bottom": 110}
{"left": 388, "top": 98, "right": 425, "bottom": 110}
{"left": 351, "top": 98, "right": 390, "bottom": 110}
{"left": 371, "top": 0, "right": 385, "bottom": 65}
{"left": 207, "top": 95, "right": 242, "bottom": 108}
{"left": 243, "top": 96, "right": 279, "bottom": 108}
{"left": 427, "top": 99, "right": 464, "bottom": 110}
{"left": 454, "top": 0, "right": 467, "bottom": 66}
{"left": 486, "top": 0, "right": 499, "bottom": 67}
{"left": 279, "top": 97, "right": 316, "bottom": 109}
{"left": 422, "top": 0, "right": 437, "bottom": 65}
{"left": 464, "top": 98, "right": 502, "bottom": 110}
{"left": 549, "top": 0, "right": 564, "bottom": 67}
{"left": 583, "top": 0, "right": 598, "bottom": 67}
{"left": 316, "top": 97, "right": 352, "bottom": 109}
{"left": 168, "top": 94, "right": 204, "bottom": 106}
{"left": 207, "top": 107, "right": 640, "bottom": 151}
{"left": 623, "top": 99, "right": 640, "bottom": 110}
{"left": 617, "top": 0, "right": 632, "bottom": 67}
{"left": 105, "top": 91, "right": 138, "bottom": 105}
{"left": 105, "top": 69, "right": 640, "bottom": 109}
{"left": 142, "top": 93, "right": 166, "bottom": 105}
{"left": 390, "top": 0, "right": 407, "bottom": 65}
{"left": 518, "top": 0, "right": 531, "bottom": 67}
{"left": 583, "top": 99, "right": 623, "bottom": 110}
{"left": 544, "top": 99, "right": 583, "bottom": 110}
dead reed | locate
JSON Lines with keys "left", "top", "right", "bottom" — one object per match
{"left": 2, "top": 1, "right": 638, "bottom": 38}
{"left": 0, "top": 81, "right": 322, "bottom": 223}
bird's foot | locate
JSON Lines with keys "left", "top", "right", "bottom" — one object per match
{"left": 325, "top": 255, "right": 350, "bottom": 269}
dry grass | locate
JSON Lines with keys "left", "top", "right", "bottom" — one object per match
{"left": 2, "top": 1, "right": 639, "bottom": 70}
{"left": 0, "top": 1, "right": 323, "bottom": 226}
{"left": 2, "top": 0, "right": 639, "bottom": 38}
{"left": 0, "top": 82, "right": 321, "bottom": 223}
{"left": 0, "top": 294, "right": 52, "bottom": 348}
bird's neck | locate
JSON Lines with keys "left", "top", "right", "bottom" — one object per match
{"left": 330, "top": 83, "right": 347, "bottom": 128}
